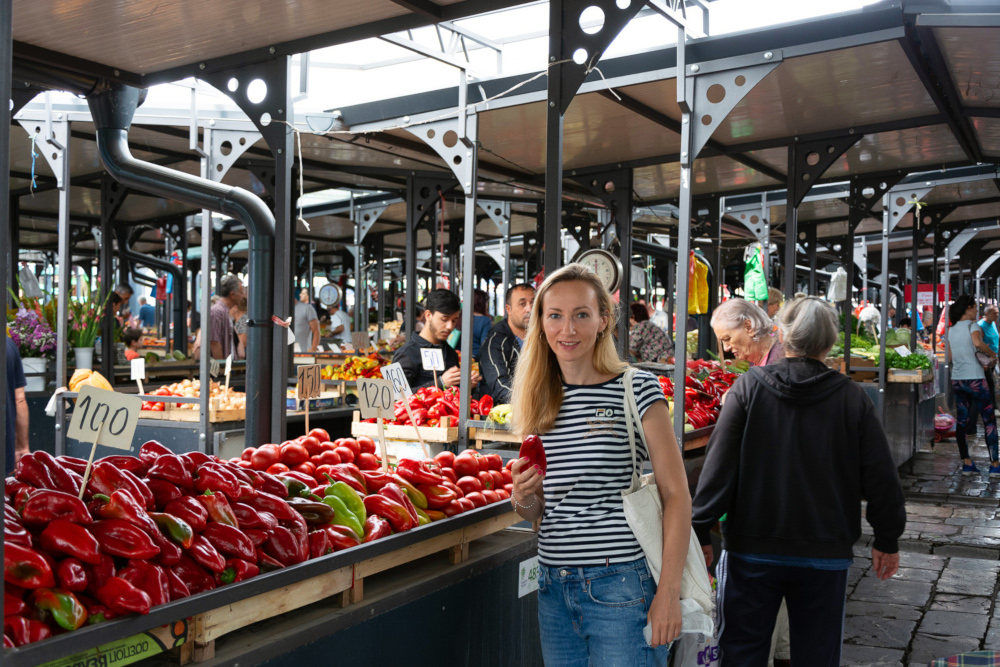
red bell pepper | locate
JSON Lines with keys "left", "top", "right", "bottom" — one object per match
{"left": 150, "top": 512, "right": 195, "bottom": 549}
{"left": 5, "top": 476, "right": 32, "bottom": 501}
{"left": 201, "top": 523, "right": 256, "bottom": 562}
{"left": 98, "top": 454, "right": 148, "bottom": 477}
{"left": 231, "top": 502, "right": 271, "bottom": 530}
{"left": 90, "top": 489, "right": 157, "bottom": 533}
{"left": 396, "top": 458, "right": 443, "bottom": 485}
{"left": 250, "top": 470, "right": 289, "bottom": 498}
{"left": 147, "top": 454, "right": 194, "bottom": 490}
{"left": 363, "top": 515, "right": 392, "bottom": 543}
{"left": 21, "top": 489, "right": 92, "bottom": 526}
{"left": 165, "top": 567, "right": 191, "bottom": 601}
{"left": 4, "top": 591, "right": 26, "bottom": 617}
{"left": 256, "top": 548, "right": 284, "bottom": 572}
{"left": 246, "top": 490, "right": 297, "bottom": 522}
{"left": 146, "top": 478, "right": 184, "bottom": 510}
{"left": 4, "top": 615, "right": 52, "bottom": 646}
{"left": 519, "top": 434, "right": 547, "bottom": 475}
{"left": 264, "top": 525, "right": 307, "bottom": 566}
{"left": 181, "top": 451, "right": 214, "bottom": 470}
{"left": 171, "top": 555, "right": 216, "bottom": 595}
{"left": 139, "top": 439, "right": 173, "bottom": 468}
{"left": 34, "top": 450, "right": 83, "bottom": 495}
{"left": 150, "top": 528, "right": 183, "bottom": 567}
{"left": 243, "top": 528, "right": 268, "bottom": 548}
{"left": 56, "top": 558, "right": 89, "bottom": 593}
{"left": 84, "top": 553, "right": 115, "bottom": 596}
{"left": 14, "top": 453, "right": 58, "bottom": 490}
{"left": 319, "top": 524, "right": 361, "bottom": 551}
{"left": 380, "top": 483, "right": 420, "bottom": 526}
{"left": 118, "top": 560, "right": 170, "bottom": 608}
{"left": 194, "top": 463, "right": 242, "bottom": 501}
{"left": 363, "top": 494, "right": 414, "bottom": 532}
{"left": 90, "top": 519, "right": 161, "bottom": 559}
{"left": 309, "top": 530, "right": 331, "bottom": 559}
{"left": 4, "top": 519, "right": 32, "bottom": 548}
{"left": 88, "top": 462, "right": 153, "bottom": 511}
{"left": 54, "top": 455, "right": 89, "bottom": 476}
{"left": 186, "top": 534, "right": 226, "bottom": 573}
{"left": 416, "top": 483, "right": 458, "bottom": 510}
{"left": 359, "top": 469, "right": 393, "bottom": 493}
{"left": 39, "top": 519, "right": 102, "bottom": 565}
{"left": 390, "top": 474, "right": 429, "bottom": 509}
{"left": 30, "top": 587, "right": 88, "bottom": 631}
{"left": 217, "top": 558, "right": 259, "bottom": 585}
{"left": 196, "top": 490, "right": 240, "bottom": 528}
{"left": 95, "top": 576, "right": 153, "bottom": 615}
{"left": 164, "top": 497, "right": 208, "bottom": 533}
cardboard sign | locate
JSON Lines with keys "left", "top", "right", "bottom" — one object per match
{"left": 130, "top": 358, "right": 146, "bottom": 381}
{"left": 351, "top": 331, "right": 369, "bottom": 352}
{"left": 328, "top": 343, "right": 341, "bottom": 353}
{"left": 894, "top": 346, "right": 911, "bottom": 357}
{"left": 421, "top": 348, "right": 445, "bottom": 371}
{"left": 297, "top": 364, "right": 322, "bottom": 400}
{"left": 380, "top": 362, "right": 413, "bottom": 399}
{"left": 518, "top": 556, "right": 540, "bottom": 598}
{"left": 67, "top": 385, "right": 142, "bottom": 451}
{"left": 357, "top": 378, "right": 394, "bottom": 419}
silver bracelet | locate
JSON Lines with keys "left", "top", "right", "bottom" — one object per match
{"left": 512, "top": 495, "right": 536, "bottom": 511}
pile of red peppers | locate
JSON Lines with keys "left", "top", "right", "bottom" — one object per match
{"left": 658, "top": 361, "right": 738, "bottom": 430}
{"left": 361, "top": 387, "right": 494, "bottom": 427}
{"left": 4, "top": 438, "right": 512, "bottom": 648}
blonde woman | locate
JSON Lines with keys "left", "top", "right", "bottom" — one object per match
{"left": 509, "top": 264, "right": 690, "bottom": 665}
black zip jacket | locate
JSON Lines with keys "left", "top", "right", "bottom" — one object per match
{"left": 692, "top": 358, "right": 906, "bottom": 558}
{"left": 391, "top": 333, "right": 459, "bottom": 390}
{"left": 477, "top": 318, "right": 521, "bottom": 404}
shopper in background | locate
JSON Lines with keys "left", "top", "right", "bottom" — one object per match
{"left": 650, "top": 298, "right": 671, "bottom": 334}
{"left": 766, "top": 286, "right": 784, "bottom": 319}
{"left": 231, "top": 296, "right": 248, "bottom": 360}
{"left": 393, "top": 289, "right": 481, "bottom": 390}
{"left": 946, "top": 294, "right": 999, "bottom": 475}
{"left": 711, "top": 298, "right": 784, "bottom": 367}
{"left": 5, "top": 335, "right": 29, "bottom": 475}
{"left": 328, "top": 301, "right": 352, "bottom": 346}
{"left": 479, "top": 283, "right": 535, "bottom": 404}
{"left": 470, "top": 289, "right": 493, "bottom": 359}
{"left": 628, "top": 301, "right": 673, "bottom": 363}
{"left": 137, "top": 297, "right": 156, "bottom": 328}
{"left": 693, "top": 297, "right": 906, "bottom": 666}
{"left": 294, "top": 289, "right": 320, "bottom": 353}
{"left": 509, "top": 264, "right": 689, "bottom": 664}
{"left": 111, "top": 283, "right": 134, "bottom": 320}
{"left": 188, "top": 302, "right": 201, "bottom": 332}
{"left": 210, "top": 275, "right": 243, "bottom": 360}
{"left": 122, "top": 328, "right": 144, "bottom": 361}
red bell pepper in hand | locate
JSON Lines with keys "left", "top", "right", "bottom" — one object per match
{"left": 14, "top": 453, "right": 58, "bottom": 490}
{"left": 146, "top": 478, "right": 183, "bottom": 510}
{"left": 246, "top": 490, "right": 297, "bottom": 522}
{"left": 194, "top": 463, "right": 242, "bottom": 500}
{"left": 196, "top": 490, "right": 240, "bottom": 528}
{"left": 363, "top": 515, "right": 392, "bottom": 543}
{"left": 31, "top": 587, "right": 88, "bottom": 630}
{"left": 416, "top": 483, "right": 457, "bottom": 510}
{"left": 4, "top": 615, "right": 52, "bottom": 646}
{"left": 4, "top": 591, "right": 27, "bottom": 617}
{"left": 90, "top": 519, "right": 161, "bottom": 559}
{"left": 84, "top": 554, "right": 115, "bottom": 596}
{"left": 217, "top": 558, "right": 259, "bottom": 585}
{"left": 201, "top": 523, "right": 256, "bottom": 562}
{"left": 172, "top": 555, "right": 217, "bottom": 595}
{"left": 139, "top": 440, "right": 173, "bottom": 468}
{"left": 98, "top": 454, "right": 148, "bottom": 477}
{"left": 164, "top": 568, "right": 191, "bottom": 601}
{"left": 380, "top": 483, "right": 420, "bottom": 526}
{"left": 22, "top": 489, "right": 92, "bottom": 526}
{"left": 519, "top": 434, "right": 547, "bottom": 475}
{"left": 95, "top": 576, "right": 153, "bottom": 615}
{"left": 90, "top": 489, "right": 157, "bottom": 533}
{"left": 118, "top": 560, "right": 170, "bottom": 608}
{"left": 396, "top": 458, "right": 443, "bottom": 486}
{"left": 309, "top": 530, "right": 331, "bottom": 559}
{"left": 34, "top": 450, "right": 83, "bottom": 495}
{"left": 57, "top": 558, "right": 89, "bottom": 593}
{"left": 164, "top": 497, "right": 208, "bottom": 533}
{"left": 147, "top": 454, "right": 194, "bottom": 490}
{"left": 363, "top": 494, "right": 414, "bottom": 532}
{"left": 40, "top": 520, "right": 102, "bottom": 565}
{"left": 186, "top": 534, "right": 227, "bottom": 573}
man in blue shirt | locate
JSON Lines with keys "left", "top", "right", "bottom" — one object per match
{"left": 5, "top": 336, "right": 29, "bottom": 475}
{"left": 137, "top": 297, "right": 156, "bottom": 328}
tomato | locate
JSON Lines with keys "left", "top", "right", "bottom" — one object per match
{"left": 442, "top": 501, "right": 464, "bottom": 517}
{"left": 464, "top": 492, "right": 486, "bottom": 508}
{"left": 236, "top": 460, "right": 253, "bottom": 468}
{"left": 241, "top": 448, "right": 256, "bottom": 462}
{"left": 441, "top": 479, "right": 463, "bottom": 497}
{"left": 356, "top": 453, "right": 380, "bottom": 471}
{"left": 440, "top": 468, "right": 457, "bottom": 484}
{"left": 503, "top": 483, "right": 513, "bottom": 494}
{"left": 317, "top": 450, "right": 342, "bottom": 466}
{"left": 482, "top": 490, "right": 500, "bottom": 504}
{"left": 314, "top": 464, "right": 337, "bottom": 484}
{"left": 457, "top": 497, "right": 475, "bottom": 512}
{"left": 495, "top": 489, "right": 510, "bottom": 501}
{"left": 488, "top": 470, "right": 505, "bottom": 489}
{"left": 357, "top": 436, "right": 376, "bottom": 455}
{"left": 334, "top": 447, "right": 355, "bottom": 464}
{"left": 293, "top": 462, "right": 316, "bottom": 477}
{"left": 333, "top": 438, "right": 345, "bottom": 446}
{"left": 485, "top": 454, "right": 503, "bottom": 472}
{"left": 456, "top": 476, "right": 483, "bottom": 495}
{"left": 434, "top": 451, "right": 456, "bottom": 469}
{"left": 339, "top": 438, "right": 361, "bottom": 458}
{"left": 477, "top": 456, "right": 490, "bottom": 473}
{"left": 505, "top": 459, "right": 515, "bottom": 471}
{"left": 251, "top": 445, "right": 281, "bottom": 471}
{"left": 319, "top": 441, "right": 337, "bottom": 452}
{"left": 280, "top": 443, "right": 309, "bottom": 467}
{"left": 501, "top": 469, "right": 512, "bottom": 485}
{"left": 307, "top": 428, "right": 330, "bottom": 443}
{"left": 300, "top": 436, "right": 323, "bottom": 457}
{"left": 266, "top": 463, "right": 290, "bottom": 475}
{"left": 477, "top": 471, "right": 495, "bottom": 491}
{"left": 462, "top": 448, "right": 479, "bottom": 457}
{"left": 453, "top": 455, "right": 479, "bottom": 479}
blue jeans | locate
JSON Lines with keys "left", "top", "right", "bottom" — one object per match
{"left": 537, "top": 559, "right": 671, "bottom": 667}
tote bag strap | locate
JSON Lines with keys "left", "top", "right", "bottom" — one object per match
{"left": 622, "top": 368, "right": 647, "bottom": 493}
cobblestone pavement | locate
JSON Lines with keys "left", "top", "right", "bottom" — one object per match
{"left": 842, "top": 434, "right": 1000, "bottom": 666}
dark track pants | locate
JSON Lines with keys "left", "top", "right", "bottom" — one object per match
{"left": 716, "top": 551, "right": 848, "bottom": 667}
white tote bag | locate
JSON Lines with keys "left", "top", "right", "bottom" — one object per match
{"left": 620, "top": 369, "right": 715, "bottom": 621}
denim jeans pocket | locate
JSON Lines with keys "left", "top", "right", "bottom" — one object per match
{"left": 587, "top": 567, "right": 646, "bottom": 607}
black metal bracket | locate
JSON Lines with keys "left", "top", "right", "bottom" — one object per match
{"left": 9, "top": 81, "right": 44, "bottom": 119}
{"left": 788, "top": 135, "right": 861, "bottom": 209}
{"left": 848, "top": 174, "right": 903, "bottom": 233}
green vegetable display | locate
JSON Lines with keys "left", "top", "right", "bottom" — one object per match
{"left": 884, "top": 349, "right": 932, "bottom": 370}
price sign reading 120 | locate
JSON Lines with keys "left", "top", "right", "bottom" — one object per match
{"left": 357, "top": 378, "right": 394, "bottom": 419}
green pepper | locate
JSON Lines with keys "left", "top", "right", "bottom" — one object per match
{"left": 279, "top": 476, "right": 311, "bottom": 499}
{"left": 30, "top": 588, "right": 87, "bottom": 631}
{"left": 321, "top": 495, "right": 364, "bottom": 539}
{"left": 150, "top": 512, "right": 195, "bottom": 549}
{"left": 325, "top": 481, "right": 367, "bottom": 524}
{"left": 414, "top": 507, "right": 432, "bottom": 526}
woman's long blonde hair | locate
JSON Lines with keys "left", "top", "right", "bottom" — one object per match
{"left": 511, "top": 264, "right": 629, "bottom": 438}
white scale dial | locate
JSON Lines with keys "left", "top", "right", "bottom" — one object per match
{"left": 577, "top": 249, "right": 623, "bottom": 293}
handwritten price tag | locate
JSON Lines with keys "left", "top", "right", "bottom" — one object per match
{"left": 67, "top": 385, "right": 142, "bottom": 451}
{"left": 421, "top": 348, "right": 445, "bottom": 371}
{"left": 357, "top": 378, "right": 394, "bottom": 419}
{"left": 297, "top": 364, "right": 322, "bottom": 400}
{"left": 380, "top": 362, "right": 412, "bottom": 399}
{"left": 352, "top": 331, "right": 369, "bottom": 352}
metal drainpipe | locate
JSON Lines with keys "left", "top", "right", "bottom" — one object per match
{"left": 116, "top": 226, "right": 187, "bottom": 351}
{"left": 87, "top": 82, "right": 275, "bottom": 448}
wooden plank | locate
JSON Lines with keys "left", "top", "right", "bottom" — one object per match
{"left": 468, "top": 427, "right": 520, "bottom": 445}
{"left": 887, "top": 368, "right": 933, "bottom": 384}
{"left": 138, "top": 407, "right": 245, "bottom": 423}
{"left": 191, "top": 641, "right": 215, "bottom": 663}
{"left": 461, "top": 510, "right": 521, "bottom": 542}
{"left": 354, "top": 527, "right": 466, "bottom": 579}
{"left": 189, "top": 564, "right": 353, "bottom": 644}
{"left": 448, "top": 543, "right": 469, "bottom": 564}
{"left": 351, "top": 413, "right": 458, "bottom": 443}
{"left": 178, "top": 640, "right": 194, "bottom": 665}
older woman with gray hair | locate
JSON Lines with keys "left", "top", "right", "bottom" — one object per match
{"left": 711, "top": 298, "right": 784, "bottom": 367}
{"left": 693, "top": 297, "right": 906, "bottom": 666}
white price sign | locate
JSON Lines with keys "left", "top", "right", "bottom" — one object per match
{"left": 352, "top": 331, "right": 369, "bottom": 352}
{"left": 518, "top": 556, "right": 540, "bottom": 598}
{"left": 894, "top": 346, "right": 911, "bottom": 358}
{"left": 67, "top": 385, "right": 142, "bottom": 451}
{"left": 130, "top": 358, "right": 146, "bottom": 381}
{"left": 421, "top": 348, "right": 445, "bottom": 371}
{"left": 357, "top": 378, "right": 394, "bottom": 419}
{"left": 380, "top": 362, "right": 413, "bottom": 399}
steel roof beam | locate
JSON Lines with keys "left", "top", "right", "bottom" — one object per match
{"left": 386, "top": 0, "right": 442, "bottom": 21}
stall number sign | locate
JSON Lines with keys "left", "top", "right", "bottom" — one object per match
{"left": 67, "top": 385, "right": 141, "bottom": 451}
{"left": 421, "top": 348, "right": 445, "bottom": 371}
{"left": 352, "top": 331, "right": 369, "bottom": 352}
{"left": 518, "top": 556, "right": 540, "bottom": 597}
{"left": 380, "top": 362, "right": 413, "bottom": 399}
{"left": 297, "top": 364, "right": 322, "bottom": 400}
{"left": 357, "top": 378, "right": 394, "bottom": 419}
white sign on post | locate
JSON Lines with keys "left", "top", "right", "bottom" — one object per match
{"left": 357, "top": 378, "right": 393, "bottom": 472}
{"left": 297, "top": 364, "right": 322, "bottom": 400}
{"left": 380, "top": 363, "right": 413, "bottom": 399}
{"left": 67, "top": 385, "right": 142, "bottom": 451}
{"left": 420, "top": 348, "right": 445, "bottom": 371}
{"left": 130, "top": 358, "right": 146, "bottom": 382}
{"left": 894, "top": 346, "right": 911, "bottom": 358}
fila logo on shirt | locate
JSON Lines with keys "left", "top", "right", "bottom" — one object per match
{"left": 585, "top": 408, "right": 618, "bottom": 438}
{"left": 594, "top": 408, "right": 615, "bottom": 419}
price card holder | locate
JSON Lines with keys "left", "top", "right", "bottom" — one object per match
{"left": 352, "top": 331, "right": 369, "bottom": 353}
{"left": 131, "top": 358, "right": 146, "bottom": 395}
{"left": 67, "top": 385, "right": 142, "bottom": 498}
{"left": 421, "top": 348, "right": 445, "bottom": 388}
{"left": 297, "top": 364, "right": 322, "bottom": 432}
{"left": 358, "top": 378, "right": 393, "bottom": 472}
{"left": 380, "top": 363, "right": 426, "bottom": 457}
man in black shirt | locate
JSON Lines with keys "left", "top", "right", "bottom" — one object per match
{"left": 392, "top": 289, "right": 481, "bottom": 390}
{"left": 479, "top": 283, "right": 535, "bottom": 404}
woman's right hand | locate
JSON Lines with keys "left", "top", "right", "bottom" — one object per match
{"left": 510, "top": 457, "right": 544, "bottom": 505}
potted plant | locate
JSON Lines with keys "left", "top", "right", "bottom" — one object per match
{"left": 8, "top": 310, "right": 57, "bottom": 391}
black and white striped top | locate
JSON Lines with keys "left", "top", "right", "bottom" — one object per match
{"left": 538, "top": 371, "right": 665, "bottom": 567}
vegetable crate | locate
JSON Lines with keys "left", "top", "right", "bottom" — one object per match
{"left": 139, "top": 404, "right": 245, "bottom": 423}
{"left": 467, "top": 420, "right": 521, "bottom": 449}
{"left": 838, "top": 357, "right": 878, "bottom": 382}
{"left": 351, "top": 412, "right": 458, "bottom": 443}
{"left": 887, "top": 368, "right": 933, "bottom": 383}
{"left": 178, "top": 507, "right": 521, "bottom": 664}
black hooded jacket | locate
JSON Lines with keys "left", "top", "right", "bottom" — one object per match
{"left": 692, "top": 357, "right": 906, "bottom": 559}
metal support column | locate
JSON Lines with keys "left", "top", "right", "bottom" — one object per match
{"left": 0, "top": 0, "right": 10, "bottom": 618}
{"left": 8, "top": 196, "right": 18, "bottom": 302}
{"left": 99, "top": 176, "right": 126, "bottom": 381}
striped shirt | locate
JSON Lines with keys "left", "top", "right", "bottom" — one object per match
{"left": 538, "top": 370, "right": 665, "bottom": 567}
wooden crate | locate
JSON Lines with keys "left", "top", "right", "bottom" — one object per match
{"left": 468, "top": 420, "right": 520, "bottom": 449}
{"left": 887, "top": 367, "right": 934, "bottom": 383}
{"left": 181, "top": 507, "right": 520, "bottom": 663}
{"left": 139, "top": 404, "right": 245, "bottom": 423}
{"left": 840, "top": 357, "right": 878, "bottom": 382}
{"left": 351, "top": 412, "right": 458, "bottom": 443}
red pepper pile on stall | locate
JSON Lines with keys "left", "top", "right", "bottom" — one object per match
{"left": 657, "top": 361, "right": 739, "bottom": 430}
{"left": 4, "top": 437, "right": 511, "bottom": 648}
{"left": 360, "top": 387, "right": 494, "bottom": 427}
